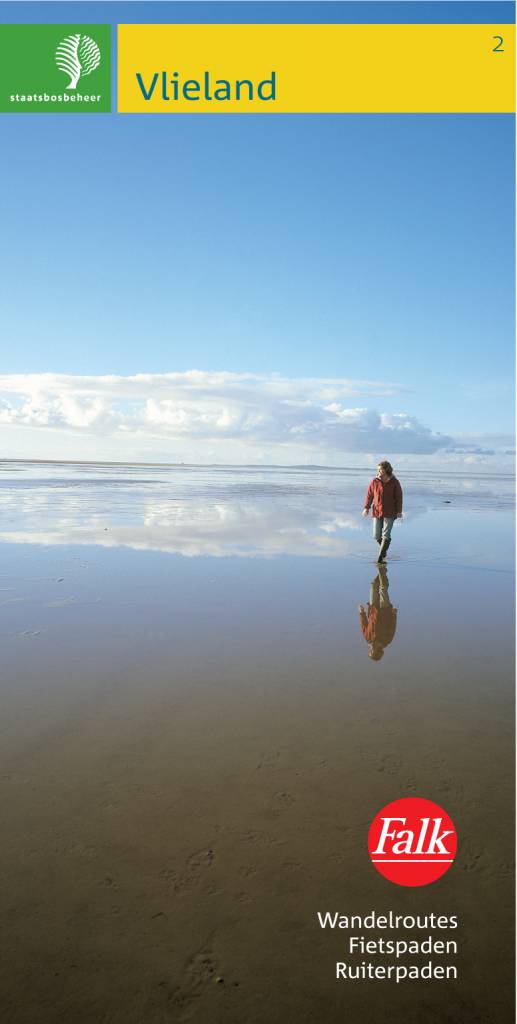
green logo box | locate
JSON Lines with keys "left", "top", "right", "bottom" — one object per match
{"left": 0, "top": 25, "right": 111, "bottom": 112}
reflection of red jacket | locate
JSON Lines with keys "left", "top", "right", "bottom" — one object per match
{"left": 360, "top": 605, "right": 397, "bottom": 648}
{"left": 364, "top": 477, "right": 403, "bottom": 518}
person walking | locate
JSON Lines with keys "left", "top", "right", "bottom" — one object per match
{"left": 358, "top": 565, "right": 398, "bottom": 660}
{"left": 362, "top": 460, "right": 403, "bottom": 562}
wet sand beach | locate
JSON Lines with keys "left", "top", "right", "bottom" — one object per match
{"left": 0, "top": 463, "right": 514, "bottom": 1023}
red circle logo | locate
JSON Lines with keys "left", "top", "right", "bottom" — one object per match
{"left": 368, "top": 797, "right": 457, "bottom": 887}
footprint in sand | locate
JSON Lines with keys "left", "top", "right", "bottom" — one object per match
{"left": 273, "top": 790, "right": 294, "bottom": 807}
{"left": 376, "top": 753, "right": 403, "bottom": 775}
{"left": 99, "top": 876, "right": 118, "bottom": 889}
{"left": 159, "top": 866, "right": 179, "bottom": 884}
{"left": 173, "top": 849, "right": 215, "bottom": 893}
{"left": 167, "top": 947, "right": 220, "bottom": 1018}
{"left": 255, "top": 749, "right": 281, "bottom": 771}
{"left": 459, "top": 848, "right": 483, "bottom": 872}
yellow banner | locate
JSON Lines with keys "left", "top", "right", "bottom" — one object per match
{"left": 118, "top": 23, "right": 515, "bottom": 113}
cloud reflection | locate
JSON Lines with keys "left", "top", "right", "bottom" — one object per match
{"left": 0, "top": 464, "right": 513, "bottom": 559}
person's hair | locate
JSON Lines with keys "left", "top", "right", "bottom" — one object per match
{"left": 368, "top": 644, "right": 384, "bottom": 661}
{"left": 378, "top": 460, "right": 393, "bottom": 477}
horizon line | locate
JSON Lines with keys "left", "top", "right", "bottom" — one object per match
{"left": 0, "top": 457, "right": 514, "bottom": 478}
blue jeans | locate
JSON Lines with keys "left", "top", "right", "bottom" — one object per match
{"left": 373, "top": 516, "right": 395, "bottom": 543}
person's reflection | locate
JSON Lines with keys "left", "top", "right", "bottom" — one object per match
{"left": 358, "top": 565, "right": 397, "bottom": 660}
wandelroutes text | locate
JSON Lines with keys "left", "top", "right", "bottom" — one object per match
{"left": 317, "top": 911, "right": 459, "bottom": 983}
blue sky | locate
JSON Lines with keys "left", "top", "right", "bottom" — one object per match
{"left": 0, "top": 2, "right": 515, "bottom": 466}
{"left": 4, "top": 2, "right": 514, "bottom": 26}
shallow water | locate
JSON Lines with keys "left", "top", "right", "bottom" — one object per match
{"left": 0, "top": 462, "right": 514, "bottom": 1023}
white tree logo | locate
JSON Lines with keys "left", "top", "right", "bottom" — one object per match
{"left": 55, "top": 33, "right": 101, "bottom": 90}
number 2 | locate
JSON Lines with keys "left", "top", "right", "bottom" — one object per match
{"left": 492, "top": 36, "right": 504, "bottom": 53}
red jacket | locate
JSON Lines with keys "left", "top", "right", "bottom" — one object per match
{"left": 364, "top": 476, "right": 403, "bottom": 518}
{"left": 359, "top": 605, "right": 397, "bottom": 648}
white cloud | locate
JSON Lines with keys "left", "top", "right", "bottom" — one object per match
{"left": 0, "top": 371, "right": 451, "bottom": 459}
